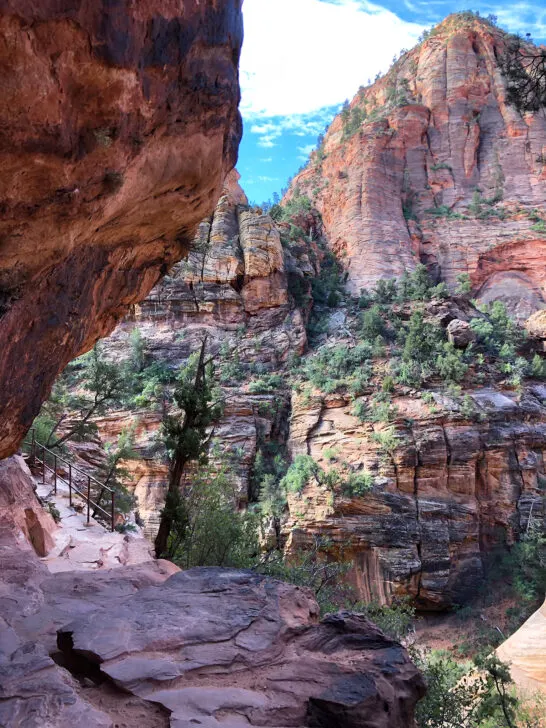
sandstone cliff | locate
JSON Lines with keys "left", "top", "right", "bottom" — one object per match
{"left": 289, "top": 14, "right": 546, "bottom": 318}
{"left": 74, "top": 169, "right": 546, "bottom": 612}
{"left": 92, "top": 172, "right": 308, "bottom": 537}
{"left": 0, "top": 0, "right": 243, "bottom": 460}
{"left": 286, "top": 382, "right": 546, "bottom": 609}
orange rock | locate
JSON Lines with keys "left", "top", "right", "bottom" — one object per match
{"left": 0, "top": 0, "right": 243, "bottom": 459}
{"left": 288, "top": 16, "right": 546, "bottom": 320}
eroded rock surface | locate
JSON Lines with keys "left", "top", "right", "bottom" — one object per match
{"left": 0, "top": 460, "right": 424, "bottom": 728}
{"left": 0, "top": 0, "right": 243, "bottom": 459}
{"left": 93, "top": 174, "right": 308, "bottom": 537}
{"left": 286, "top": 384, "right": 546, "bottom": 609}
{"left": 289, "top": 15, "right": 546, "bottom": 314}
{"left": 57, "top": 568, "right": 425, "bottom": 728}
{"left": 497, "top": 598, "right": 546, "bottom": 694}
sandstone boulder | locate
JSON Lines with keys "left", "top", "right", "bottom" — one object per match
{"left": 57, "top": 568, "right": 425, "bottom": 728}
{"left": 497, "top": 598, "right": 546, "bottom": 694}
{"left": 526, "top": 309, "right": 546, "bottom": 342}
{"left": 447, "top": 319, "right": 476, "bottom": 348}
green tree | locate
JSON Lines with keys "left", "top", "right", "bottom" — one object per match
{"left": 35, "top": 345, "right": 125, "bottom": 449}
{"left": 92, "top": 426, "right": 137, "bottom": 518}
{"left": 154, "top": 339, "right": 224, "bottom": 558}
{"left": 165, "top": 456, "right": 258, "bottom": 567}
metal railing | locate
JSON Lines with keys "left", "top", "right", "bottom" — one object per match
{"left": 23, "top": 429, "right": 116, "bottom": 532}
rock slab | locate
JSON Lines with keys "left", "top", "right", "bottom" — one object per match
{"left": 58, "top": 568, "right": 425, "bottom": 728}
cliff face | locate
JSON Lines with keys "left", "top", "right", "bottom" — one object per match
{"left": 0, "top": 0, "right": 243, "bottom": 460}
{"left": 286, "top": 384, "right": 546, "bottom": 609}
{"left": 289, "top": 15, "right": 546, "bottom": 316}
{"left": 95, "top": 172, "right": 308, "bottom": 537}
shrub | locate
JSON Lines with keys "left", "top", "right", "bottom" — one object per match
{"left": 166, "top": 462, "right": 258, "bottom": 569}
{"left": 281, "top": 455, "right": 321, "bottom": 493}
{"left": 436, "top": 342, "right": 469, "bottom": 383}
{"left": 361, "top": 304, "right": 386, "bottom": 340}
{"left": 402, "top": 311, "right": 443, "bottom": 364}
{"left": 531, "top": 354, "right": 546, "bottom": 379}
{"left": 248, "top": 374, "right": 284, "bottom": 394}
{"left": 456, "top": 273, "right": 472, "bottom": 295}
{"left": 470, "top": 301, "right": 525, "bottom": 359}
{"left": 340, "top": 470, "right": 375, "bottom": 496}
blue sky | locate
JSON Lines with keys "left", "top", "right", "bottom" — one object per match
{"left": 238, "top": 0, "right": 546, "bottom": 204}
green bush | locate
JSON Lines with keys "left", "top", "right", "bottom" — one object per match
{"left": 402, "top": 311, "right": 443, "bottom": 364}
{"left": 470, "top": 302, "right": 525, "bottom": 360}
{"left": 166, "top": 460, "right": 258, "bottom": 568}
{"left": 340, "top": 470, "right": 375, "bottom": 496}
{"left": 281, "top": 455, "right": 321, "bottom": 493}
{"left": 436, "top": 342, "right": 469, "bottom": 383}
{"left": 248, "top": 374, "right": 284, "bottom": 394}
{"left": 361, "top": 304, "right": 386, "bottom": 340}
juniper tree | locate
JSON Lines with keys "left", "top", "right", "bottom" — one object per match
{"left": 154, "top": 339, "right": 223, "bottom": 558}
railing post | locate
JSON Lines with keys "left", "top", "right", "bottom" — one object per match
{"left": 68, "top": 464, "right": 72, "bottom": 507}
{"left": 53, "top": 455, "right": 57, "bottom": 495}
{"left": 111, "top": 491, "right": 115, "bottom": 532}
{"left": 42, "top": 446, "right": 46, "bottom": 484}
{"left": 87, "top": 476, "right": 91, "bottom": 524}
{"left": 30, "top": 429, "right": 36, "bottom": 467}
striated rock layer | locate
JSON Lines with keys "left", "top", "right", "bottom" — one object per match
{"left": 96, "top": 174, "right": 308, "bottom": 537}
{"left": 0, "top": 0, "right": 243, "bottom": 460}
{"left": 289, "top": 15, "right": 546, "bottom": 315}
{"left": 497, "top": 598, "right": 546, "bottom": 694}
{"left": 285, "top": 384, "right": 546, "bottom": 610}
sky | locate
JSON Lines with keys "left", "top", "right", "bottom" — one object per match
{"left": 238, "top": 0, "right": 546, "bottom": 204}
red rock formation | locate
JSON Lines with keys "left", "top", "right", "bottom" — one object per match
{"left": 0, "top": 455, "right": 57, "bottom": 556}
{"left": 92, "top": 176, "right": 307, "bottom": 536}
{"left": 0, "top": 456, "right": 424, "bottom": 728}
{"left": 285, "top": 383, "right": 546, "bottom": 609}
{"left": 0, "top": 0, "right": 243, "bottom": 460}
{"left": 289, "top": 15, "right": 546, "bottom": 317}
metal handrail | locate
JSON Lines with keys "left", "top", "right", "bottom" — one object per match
{"left": 23, "top": 429, "right": 116, "bottom": 532}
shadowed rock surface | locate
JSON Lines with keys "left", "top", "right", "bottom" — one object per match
{"left": 0, "top": 0, "right": 243, "bottom": 459}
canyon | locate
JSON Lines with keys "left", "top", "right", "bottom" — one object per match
{"left": 0, "top": 1, "right": 428, "bottom": 726}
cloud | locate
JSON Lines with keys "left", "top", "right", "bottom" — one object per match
{"left": 299, "top": 144, "right": 317, "bottom": 156}
{"left": 260, "top": 157, "right": 273, "bottom": 163}
{"left": 240, "top": 0, "right": 424, "bottom": 119}
{"left": 248, "top": 106, "right": 340, "bottom": 148}
{"left": 258, "top": 175, "right": 280, "bottom": 182}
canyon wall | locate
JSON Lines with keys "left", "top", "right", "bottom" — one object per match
{"left": 0, "top": 0, "right": 243, "bottom": 459}
{"left": 286, "top": 384, "right": 546, "bottom": 609}
{"left": 289, "top": 14, "right": 546, "bottom": 317}
{"left": 95, "top": 172, "right": 308, "bottom": 537}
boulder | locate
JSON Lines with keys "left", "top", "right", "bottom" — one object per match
{"left": 447, "top": 319, "right": 476, "bottom": 348}
{"left": 0, "top": 0, "right": 243, "bottom": 459}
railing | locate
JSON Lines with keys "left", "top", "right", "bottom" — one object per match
{"left": 23, "top": 429, "right": 116, "bottom": 532}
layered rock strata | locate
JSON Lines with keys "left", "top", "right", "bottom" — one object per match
{"left": 0, "top": 0, "right": 243, "bottom": 459}
{"left": 96, "top": 175, "right": 308, "bottom": 537}
{"left": 289, "top": 15, "right": 546, "bottom": 315}
{"left": 286, "top": 384, "right": 546, "bottom": 609}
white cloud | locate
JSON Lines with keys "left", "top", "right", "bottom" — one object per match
{"left": 240, "top": 0, "right": 424, "bottom": 119}
{"left": 299, "top": 143, "right": 317, "bottom": 156}
{"left": 248, "top": 106, "right": 339, "bottom": 148}
{"left": 258, "top": 175, "right": 280, "bottom": 182}
{"left": 260, "top": 157, "right": 273, "bottom": 163}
